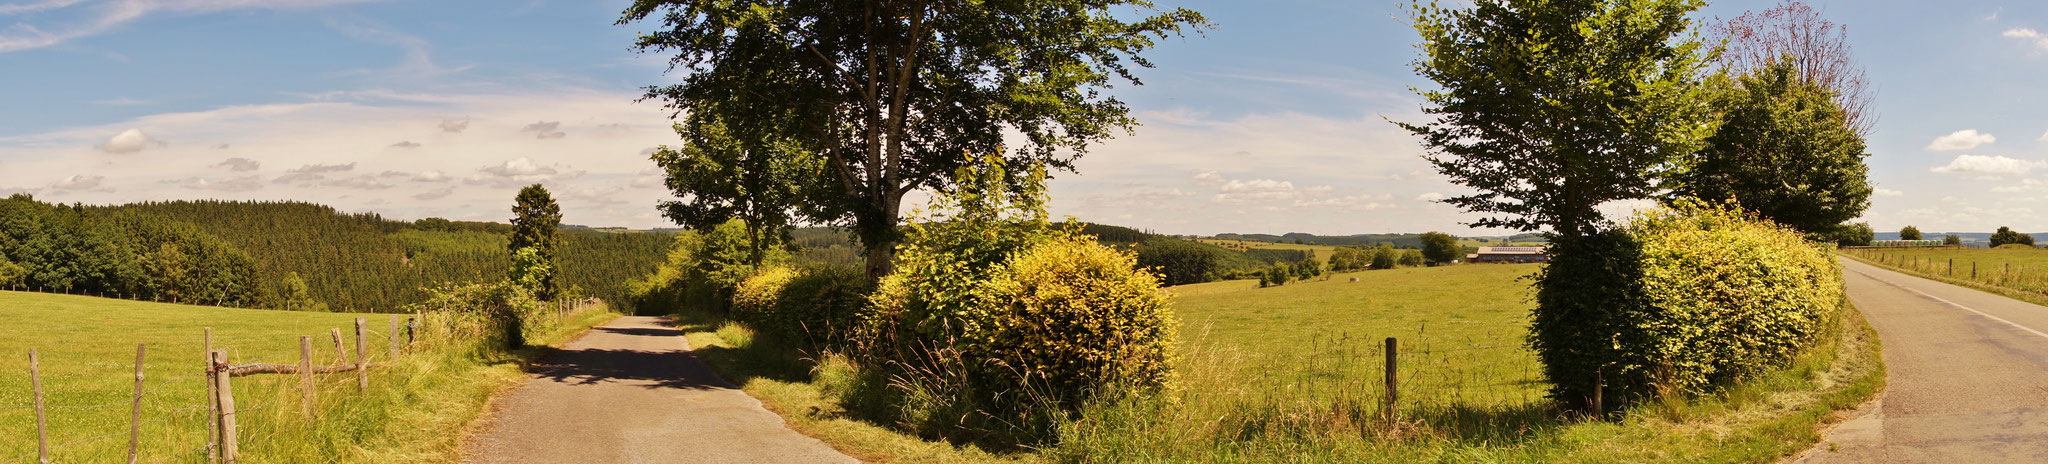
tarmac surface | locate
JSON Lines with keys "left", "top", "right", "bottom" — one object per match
{"left": 463, "top": 316, "right": 856, "bottom": 464}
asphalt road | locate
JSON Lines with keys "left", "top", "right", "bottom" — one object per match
{"left": 463, "top": 316, "right": 856, "bottom": 464}
{"left": 1800, "top": 258, "right": 2048, "bottom": 462}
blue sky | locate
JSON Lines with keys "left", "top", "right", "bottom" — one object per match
{"left": 1, "top": 0, "right": 2044, "bottom": 236}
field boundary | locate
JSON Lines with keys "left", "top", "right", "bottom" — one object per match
{"left": 5, "top": 297, "right": 600, "bottom": 464}
{"left": 1836, "top": 251, "right": 2048, "bottom": 309}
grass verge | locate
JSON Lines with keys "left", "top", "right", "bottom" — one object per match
{"left": 662, "top": 263, "right": 1882, "bottom": 462}
{"left": 0, "top": 290, "right": 618, "bottom": 463}
{"left": 1839, "top": 247, "right": 2048, "bottom": 308}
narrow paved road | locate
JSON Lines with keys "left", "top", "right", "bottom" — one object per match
{"left": 1801, "top": 258, "right": 2048, "bottom": 462}
{"left": 463, "top": 316, "right": 856, "bottom": 464}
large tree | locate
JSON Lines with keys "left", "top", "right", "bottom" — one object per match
{"left": 1666, "top": 61, "right": 1870, "bottom": 235}
{"left": 509, "top": 184, "right": 563, "bottom": 300}
{"left": 621, "top": 0, "right": 1207, "bottom": 279}
{"left": 1400, "top": 0, "right": 1718, "bottom": 238}
{"left": 1898, "top": 225, "right": 1922, "bottom": 241}
{"left": 1710, "top": 0, "right": 1873, "bottom": 136}
{"left": 1418, "top": 231, "right": 1461, "bottom": 264}
{"left": 651, "top": 116, "right": 819, "bottom": 267}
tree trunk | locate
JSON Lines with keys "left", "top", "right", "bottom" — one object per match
{"left": 857, "top": 192, "right": 906, "bottom": 281}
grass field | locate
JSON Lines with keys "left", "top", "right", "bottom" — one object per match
{"left": 668, "top": 263, "right": 1883, "bottom": 462}
{"left": 1841, "top": 246, "right": 2048, "bottom": 307}
{"left": 0, "top": 291, "right": 616, "bottom": 463}
{"left": 1194, "top": 239, "right": 1342, "bottom": 263}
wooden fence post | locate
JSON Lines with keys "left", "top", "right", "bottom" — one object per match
{"left": 329, "top": 329, "right": 343, "bottom": 366}
{"left": 407, "top": 315, "right": 417, "bottom": 347}
{"left": 299, "top": 336, "right": 314, "bottom": 421}
{"left": 32, "top": 349, "right": 49, "bottom": 464}
{"left": 1383, "top": 337, "right": 1398, "bottom": 419}
{"left": 204, "top": 328, "right": 218, "bottom": 463}
{"left": 211, "top": 350, "right": 238, "bottom": 464}
{"left": 129, "top": 344, "right": 145, "bottom": 464}
{"left": 388, "top": 315, "right": 399, "bottom": 360}
{"left": 355, "top": 318, "right": 367, "bottom": 391}
{"left": 1594, "top": 366, "right": 1605, "bottom": 420}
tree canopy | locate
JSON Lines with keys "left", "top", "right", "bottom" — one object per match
{"left": 1899, "top": 226, "right": 1922, "bottom": 241}
{"left": 1992, "top": 227, "right": 2035, "bottom": 248}
{"left": 1418, "top": 232, "right": 1460, "bottom": 264}
{"left": 1667, "top": 60, "right": 1870, "bottom": 235}
{"left": 621, "top": 0, "right": 1207, "bottom": 279}
{"left": 1400, "top": 0, "right": 1717, "bottom": 238}
{"left": 509, "top": 184, "right": 563, "bottom": 300}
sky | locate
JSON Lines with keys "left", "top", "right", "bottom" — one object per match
{"left": 0, "top": 0, "right": 2043, "bottom": 236}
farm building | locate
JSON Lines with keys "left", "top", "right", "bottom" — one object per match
{"left": 1466, "top": 246, "right": 1547, "bottom": 263}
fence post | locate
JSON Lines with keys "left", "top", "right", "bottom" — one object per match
{"left": 388, "top": 315, "right": 399, "bottom": 360}
{"left": 407, "top": 315, "right": 417, "bottom": 347}
{"left": 1949, "top": 258, "right": 1954, "bottom": 275}
{"left": 211, "top": 350, "right": 238, "bottom": 464}
{"left": 32, "top": 349, "right": 49, "bottom": 464}
{"left": 355, "top": 318, "right": 367, "bottom": 391}
{"left": 1594, "top": 366, "right": 1606, "bottom": 420}
{"left": 299, "top": 336, "right": 314, "bottom": 421}
{"left": 129, "top": 344, "right": 145, "bottom": 464}
{"left": 204, "top": 328, "right": 218, "bottom": 463}
{"left": 329, "top": 329, "right": 344, "bottom": 366}
{"left": 1383, "top": 337, "right": 1398, "bottom": 419}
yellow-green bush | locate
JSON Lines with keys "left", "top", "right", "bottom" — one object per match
{"left": 984, "top": 235, "right": 1177, "bottom": 401}
{"left": 731, "top": 265, "right": 799, "bottom": 322}
{"left": 1534, "top": 201, "right": 1842, "bottom": 410}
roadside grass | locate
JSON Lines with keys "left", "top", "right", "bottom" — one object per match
{"left": 0, "top": 290, "right": 617, "bottom": 463}
{"left": 667, "top": 263, "right": 1882, "bottom": 462}
{"left": 1840, "top": 246, "right": 2048, "bottom": 307}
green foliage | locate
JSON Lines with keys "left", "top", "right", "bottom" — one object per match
{"left": 1327, "top": 247, "right": 1370, "bottom": 272}
{"left": 1899, "top": 226, "right": 1923, "bottom": 241}
{"left": 1533, "top": 201, "right": 1842, "bottom": 410}
{"left": 1992, "top": 226, "right": 2035, "bottom": 248}
{"left": 1821, "top": 222, "right": 1874, "bottom": 247}
{"left": 1243, "top": 248, "right": 1311, "bottom": 264}
{"left": 1670, "top": 60, "right": 1871, "bottom": 235}
{"left": 406, "top": 280, "right": 545, "bottom": 350}
{"left": 1401, "top": 0, "right": 1717, "bottom": 236}
{"left": 1398, "top": 249, "right": 1426, "bottom": 267}
{"left": 1134, "top": 238, "right": 1220, "bottom": 286}
{"left": 651, "top": 117, "right": 815, "bottom": 267}
{"left": 509, "top": 184, "right": 562, "bottom": 300}
{"left": 1263, "top": 264, "right": 1293, "bottom": 287}
{"left": 764, "top": 264, "right": 871, "bottom": 350}
{"left": 1369, "top": 245, "right": 1398, "bottom": 270}
{"left": 624, "top": 219, "right": 775, "bottom": 316}
{"left": 1291, "top": 259, "right": 1322, "bottom": 281}
{"left": 0, "top": 195, "right": 264, "bottom": 305}
{"left": 1420, "top": 231, "right": 1461, "bottom": 264}
{"left": 279, "top": 272, "right": 326, "bottom": 312}
{"left": 508, "top": 246, "right": 556, "bottom": 301}
{"left": 622, "top": 0, "right": 1207, "bottom": 279}
{"left": 857, "top": 155, "right": 1176, "bottom": 445}
{"left": 1944, "top": 234, "right": 1964, "bottom": 246}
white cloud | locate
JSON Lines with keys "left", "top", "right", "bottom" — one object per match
{"left": 214, "top": 157, "right": 261, "bottom": 172}
{"left": 0, "top": 0, "right": 379, "bottom": 54}
{"left": 1191, "top": 170, "right": 1224, "bottom": 185}
{"left": 2005, "top": 27, "right": 2048, "bottom": 49}
{"left": 1927, "top": 129, "right": 1996, "bottom": 151}
{"left": 50, "top": 174, "right": 102, "bottom": 190}
{"left": 1873, "top": 187, "right": 1904, "bottom": 197}
{"left": 1417, "top": 192, "right": 1445, "bottom": 202}
{"left": 410, "top": 170, "right": 451, "bottom": 183}
{"left": 1931, "top": 154, "right": 2047, "bottom": 177}
{"left": 439, "top": 117, "right": 469, "bottom": 133}
{"left": 1212, "top": 178, "right": 1297, "bottom": 203}
{"left": 317, "top": 175, "right": 391, "bottom": 190}
{"left": 97, "top": 128, "right": 154, "bottom": 154}
{"left": 390, "top": 141, "right": 421, "bottom": 149}
{"left": 273, "top": 162, "right": 356, "bottom": 184}
{"left": 467, "top": 157, "right": 583, "bottom": 187}
{"left": 2039, "top": 129, "right": 2048, "bottom": 142}
{"left": 411, "top": 187, "right": 454, "bottom": 200}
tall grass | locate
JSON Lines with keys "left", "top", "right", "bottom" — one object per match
{"left": 0, "top": 291, "right": 616, "bottom": 463}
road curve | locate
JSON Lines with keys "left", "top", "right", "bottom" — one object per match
{"left": 1800, "top": 258, "right": 2048, "bottom": 462}
{"left": 463, "top": 316, "right": 856, "bottom": 464}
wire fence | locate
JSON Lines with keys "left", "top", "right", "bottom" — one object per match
{"left": 5, "top": 297, "right": 603, "bottom": 463}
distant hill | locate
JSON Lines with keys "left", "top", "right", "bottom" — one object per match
{"left": 1872, "top": 232, "right": 2048, "bottom": 247}
{"left": 1210, "top": 232, "right": 1546, "bottom": 248}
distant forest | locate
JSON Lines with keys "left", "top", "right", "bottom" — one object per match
{"left": 1210, "top": 232, "right": 1547, "bottom": 248}
{"left": 0, "top": 195, "right": 672, "bottom": 312}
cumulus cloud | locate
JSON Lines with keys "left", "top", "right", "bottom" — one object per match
{"left": 273, "top": 162, "right": 357, "bottom": 184}
{"left": 1213, "top": 178, "right": 1297, "bottom": 203}
{"left": 2006, "top": 27, "right": 2048, "bottom": 49}
{"left": 1931, "top": 154, "right": 2047, "bottom": 177}
{"left": 50, "top": 175, "right": 103, "bottom": 190}
{"left": 1928, "top": 130, "right": 1996, "bottom": 151}
{"left": 439, "top": 117, "right": 469, "bottom": 133}
{"left": 1417, "top": 192, "right": 1446, "bottom": 202}
{"left": 1873, "top": 187, "right": 1904, "bottom": 197}
{"left": 466, "top": 157, "right": 581, "bottom": 187}
{"left": 389, "top": 141, "right": 421, "bottom": 149}
{"left": 96, "top": 128, "right": 156, "bottom": 154}
{"left": 520, "top": 121, "right": 565, "bottom": 139}
{"left": 181, "top": 176, "right": 263, "bottom": 192}
{"left": 411, "top": 187, "right": 454, "bottom": 200}
{"left": 1192, "top": 170, "right": 1225, "bottom": 185}
{"left": 214, "top": 157, "right": 261, "bottom": 172}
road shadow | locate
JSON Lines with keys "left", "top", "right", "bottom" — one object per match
{"left": 523, "top": 321, "right": 728, "bottom": 391}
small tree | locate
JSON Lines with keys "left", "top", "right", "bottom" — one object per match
{"left": 1992, "top": 227, "right": 2035, "bottom": 248}
{"left": 1899, "top": 225, "right": 1922, "bottom": 241}
{"left": 1266, "top": 264, "right": 1293, "bottom": 286}
{"left": 1419, "top": 232, "right": 1461, "bottom": 264}
{"left": 1399, "top": 250, "right": 1426, "bottom": 267}
{"left": 1944, "top": 234, "right": 1963, "bottom": 246}
{"left": 1668, "top": 60, "right": 1871, "bottom": 236}
{"left": 1370, "top": 245, "right": 1398, "bottom": 270}
{"left": 509, "top": 184, "right": 562, "bottom": 300}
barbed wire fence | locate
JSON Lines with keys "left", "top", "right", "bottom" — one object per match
{"left": 4, "top": 297, "right": 602, "bottom": 463}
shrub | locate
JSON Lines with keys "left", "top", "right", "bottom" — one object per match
{"left": 408, "top": 280, "right": 544, "bottom": 350}
{"left": 766, "top": 264, "right": 870, "bottom": 350}
{"left": 1327, "top": 247, "right": 1368, "bottom": 271}
{"left": 1369, "top": 245, "right": 1398, "bottom": 269}
{"left": 1992, "top": 226, "right": 2035, "bottom": 248}
{"left": 731, "top": 266, "right": 801, "bottom": 323}
{"left": 1398, "top": 249, "right": 1425, "bottom": 267}
{"left": 856, "top": 154, "right": 1176, "bottom": 445}
{"left": 1944, "top": 234, "right": 1963, "bottom": 246}
{"left": 1265, "top": 264, "right": 1293, "bottom": 286}
{"left": 1291, "top": 259, "right": 1320, "bottom": 280}
{"left": 1533, "top": 201, "right": 1842, "bottom": 411}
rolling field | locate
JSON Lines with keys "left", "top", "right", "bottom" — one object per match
{"left": 0, "top": 291, "right": 615, "bottom": 463}
{"left": 1842, "top": 246, "right": 2048, "bottom": 306}
{"left": 1194, "top": 239, "right": 1342, "bottom": 263}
